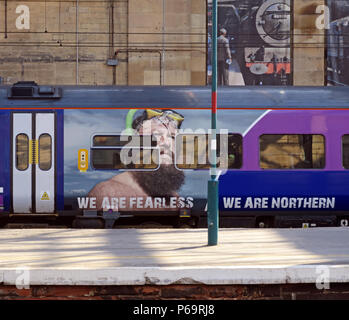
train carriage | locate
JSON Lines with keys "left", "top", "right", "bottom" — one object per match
{"left": 1, "top": 82, "right": 349, "bottom": 229}
{"left": 220, "top": 109, "right": 349, "bottom": 228}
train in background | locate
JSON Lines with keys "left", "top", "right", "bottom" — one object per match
{"left": 1, "top": 82, "right": 349, "bottom": 229}
{"left": 207, "top": 0, "right": 291, "bottom": 85}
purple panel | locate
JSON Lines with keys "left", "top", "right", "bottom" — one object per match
{"left": 0, "top": 195, "right": 3, "bottom": 207}
{"left": 243, "top": 110, "right": 349, "bottom": 171}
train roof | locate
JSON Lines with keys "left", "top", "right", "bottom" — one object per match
{"left": 1, "top": 85, "right": 349, "bottom": 109}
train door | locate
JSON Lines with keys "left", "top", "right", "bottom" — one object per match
{"left": 12, "top": 112, "right": 55, "bottom": 213}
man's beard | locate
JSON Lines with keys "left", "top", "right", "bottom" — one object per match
{"left": 132, "top": 164, "right": 185, "bottom": 198}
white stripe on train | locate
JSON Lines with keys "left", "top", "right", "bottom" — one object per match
{"left": 242, "top": 109, "right": 272, "bottom": 137}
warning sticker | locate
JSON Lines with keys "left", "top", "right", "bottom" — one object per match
{"left": 41, "top": 192, "right": 50, "bottom": 201}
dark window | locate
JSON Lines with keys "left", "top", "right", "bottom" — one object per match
{"left": 175, "top": 133, "right": 242, "bottom": 169}
{"left": 93, "top": 135, "right": 126, "bottom": 146}
{"left": 38, "top": 134, "right": 52, "bottom": 171}
{"left": 260, "top": 134, "right": 325, "bottom": 169}
{"left": 342, "top": 135, "right": 349, "bottom": 169}
{"left": 93, "top": 135, "right": 156, "bottom": 147}
{"left": 16, "top": 134, "right": 29, "bottom": 171}
{"left": 91, "top": 134, "right": 159, "bottom": 170}
{"left": 92, "top": 148, "right": 159, "bottom": 170}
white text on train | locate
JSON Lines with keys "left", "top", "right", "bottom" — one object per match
{"left": 223, "top": 197, "right": 335, "bottom": 209}
{"left": 77, "top": 196, "right": 194, "bottom": 209}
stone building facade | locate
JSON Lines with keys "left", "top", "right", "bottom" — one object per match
{"left": 293, "top": 0, "right": 325, "bottom": 85}
{"left": 0, "top": 0, "right": 206, "bottom": 85}
{"left": 0, "top": 0, "right": 329, "bottom": 86}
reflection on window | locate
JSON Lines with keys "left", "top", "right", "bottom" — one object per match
{"left": 16, "top": 134, "right": 29, "bottom": 171}
{"left": 175, "top": 134, "right": 242, "bottom": 169}
{"left": 39, "top": 134, "right": 52, "bottom": 171}
{"left": 260, "top": 134, "right": 325, "bottom": 169}
{"left": 93, "top": 135, "right": 156, "bottom": 147}
{"left": 92, "top": 148, "right": 159, "bottom": 170}
{"left": 92, "top": 135, "right": 159, "bottom": 170}
{"left": 342, "top": 135, "right": 349, "bottom": 169}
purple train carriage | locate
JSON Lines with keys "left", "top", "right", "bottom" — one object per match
{"left": 0, "top": 82, "right": 349, "bottom": 229}
{"left": 220, "top": 109, "right": 349, "bottom": 228}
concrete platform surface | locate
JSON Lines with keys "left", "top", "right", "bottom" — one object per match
{"left": 0, "top": 227, "right": 348, "bottom": 285}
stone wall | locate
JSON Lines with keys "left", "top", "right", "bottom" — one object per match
{"left": 0, "top": 1, "right": 330, "bottom": 86}
{"left": 293, "top": 0, "right": 326, "bottom": 85}
{"left": 0, "top": 0, "right": 206, "bottom": 85}
{"left": 0, "top": 283, "right": 349, "bottom": 299}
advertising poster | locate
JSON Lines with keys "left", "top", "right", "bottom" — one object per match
{"left": 327, "top": 0, "right": 349, "bottom": 86}
{"left": 63, "top": 108, "right": 342, "bottom": 214}
{"left": 207, "top": 0, "right": 292, "bottom": 86}
{"left": 64, "top": 108, "right": 265, "bottom": 212}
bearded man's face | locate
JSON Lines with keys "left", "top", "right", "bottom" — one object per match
{"left": 131, "top": 118, "right": 185, "bottom": 197}
{"left": 138, "top": 118, "right": 177, "bottom": 165}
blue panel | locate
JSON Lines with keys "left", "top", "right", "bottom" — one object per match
{"left": 55, "top": 110, "right": 64, "bottom": 211}
{"left": 219, "top": 171, "right": 349, "bottom": 211}
{"left": 0, "top": 111, "right": 11, "bottom": 212}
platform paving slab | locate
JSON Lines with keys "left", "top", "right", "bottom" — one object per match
{"left": 0, "top": 227, "right": 348, "bottom": 286}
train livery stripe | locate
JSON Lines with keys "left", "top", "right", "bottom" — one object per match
{"left": 243, "top": 109, "right": 271, "bottom": 137}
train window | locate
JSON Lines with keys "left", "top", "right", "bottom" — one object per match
{"left": 91, "top": 134, "right": 159, "bottom": 170}
{"left": 260, "top": 135, "right": 325, "bottom": 169}
{"left": 92, "top": 148, "right": 159, "bottom": 170}
{"left": 16, "top": 134, "right": 29, "bottom": 171}
{"left": 93, "top": 135, "right": 157, "bottom": 147}
{"left": 38, "top": 134, "right": 52, "bottom": 171}
{"left": 342, "top": 135, "right": 349, "bottom": 169}
{"left": 94, "top": 135, "right": 128, "bottom": 146}
{"left": 175, "top": 133, "right": 242, "bottom": 169}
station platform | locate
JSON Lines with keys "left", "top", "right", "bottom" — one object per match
{"left": 0, "top": 227, "right": 348, "bottom": 287}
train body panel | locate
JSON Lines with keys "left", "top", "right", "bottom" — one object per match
{"left": 242, "top": 110, "right": 348, "bottom": 171}
{"left": 0, "top": 84, "right": 349, "bottom": 228}
{"left": 0, "top": 109, "right": 64, "bottom": 215}
{"left": 0, "top": 111, "right": 11, "bottom": 214}
{"left": 220, "top": 171, "right": 349, "bottom": 212}
{"left": 219, "top": 109, "right": 349, "bottom": 216}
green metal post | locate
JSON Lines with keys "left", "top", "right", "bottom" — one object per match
{"left": 208, "top": 0, "right": 219, "bottom": 246}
